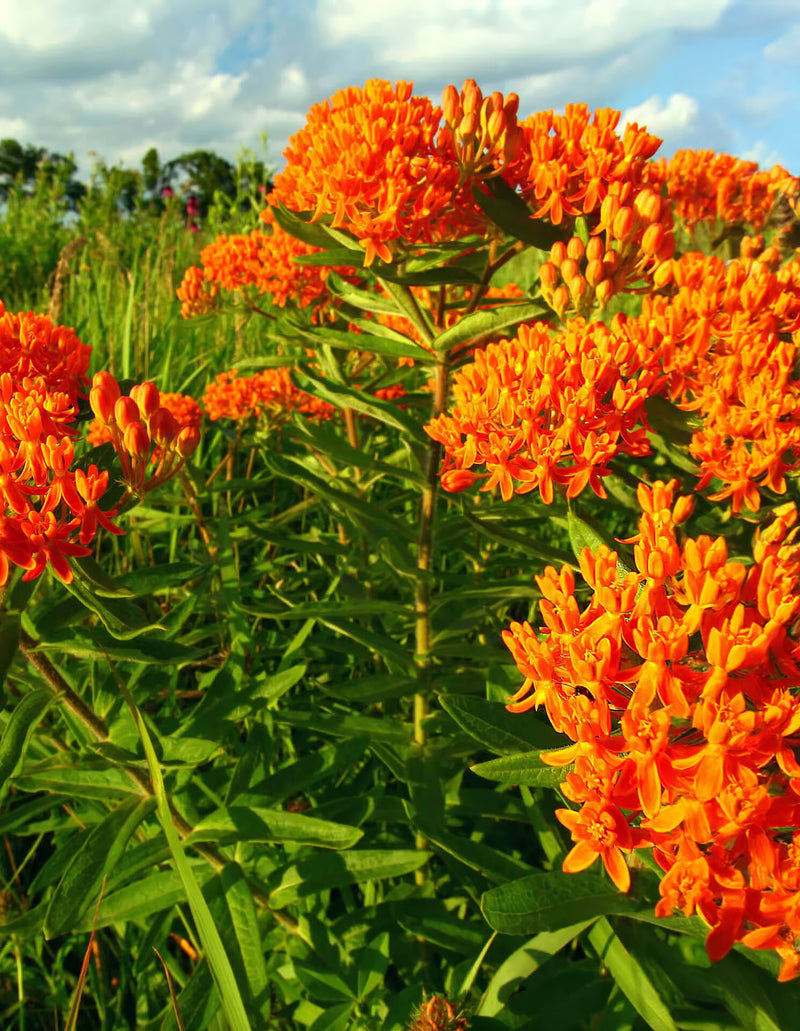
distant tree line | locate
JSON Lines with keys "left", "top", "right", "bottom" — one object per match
{"left": 0, "top": 139, "right": 272, "bottom": 216}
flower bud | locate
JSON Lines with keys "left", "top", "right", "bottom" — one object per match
{"left": 487, "top": 108, "right": 507, "bottom": 141}
{"left": 552, "top": 285, "right": 571, "bottom": 318}
{"left": 585, "top": 236, "right": 605, "bottom": 262}
{"left": 566, "top": 236, "right": 585, "bottom": 262}
{"left": 458, "top": 111, "right": 479, "bottom": 140}
{"left": 634, "top": 188, "right": 662, "bottom": 224}
{"left": 600, "top": 194, "right": 620, "bottom": 230}
{"left": 568, "top": 274, "right": 589, "bottom": 305}
{"left": 549, "top": 240, "right": 568, "bottom": 267}
{"left": 150, "top": 406, "right": 179, "bottom": 447}
{"left": 177, "top": 425, "right": 201, "bottom": 459}
{"left": 123, "top": 421, "right": 151, "bottom": 459}
{"left": 539, "top": 261, "right": 560, "bottom": 291}
{"left": 585, "top": 259, "right": 605, "bottom": 288}
{"left": 442, "top": 84, "right": 460, "bottom": 124}
{"left": 652, "top": 259, "right": 674, "bottom": 289}
{"left": 672, "top": 494, "right": 695, "bottom": 525}
{"left": 560, "top": 258, "right": 581, "bottom": 285}
{"left": 130, "top": 381, "right": 161, "bottom": 420}
{"left": 461, "top": 80, "right": 481, "bottom": 115}
{"left": 115, "top": 396, "right": 141, "bottom": 431}
{"left": 612, "top": 206, "right": 635, "bottom": 241}
{"left": 504, "top": 93, "right": 520, "bottom": 120}
{"left": 640, "top": 222, "right": 664, "bottom": 257}
{"left": 441, "top": 468, "right": 479, "bottom": 493}
{"left": 595, "top": 279, "right": 616, "bottom": 308}
{"left": 90, "top": 371, "right": 121, "bottom": 424}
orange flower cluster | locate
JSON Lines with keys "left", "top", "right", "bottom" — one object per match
{"left": 0, "top": 304, "right": 118, "bottom": 584}
{"left": 268, "top": 79, "right": 495, "bottom": 266}
{"left": 177, "top": 214, "right": 355, "bottom": 319}
{"left": 88, "top": 390, "right": 202, "bottom": 464}
{"left": 664, "top": 149, "right": 800, "bottom": 231}
{"left": 202, "top": 368, "right": 334, "bottom": 426}
{"left": 639, "top": 251, "right": 800, "bottom": 512}
{"left": 439, "top": 78, "right": 524, "bottom": 181}
{"left": 89, "top": 373, "right": 201, "bottom": 496}
{"left": 425, "top": 318, "right": 663, "bottom": 503}
{"left": 504, "top": 481, "right": 800, "bottom": 979}
{"left": 176, "top": 265, "right": 218, "bottom": 320}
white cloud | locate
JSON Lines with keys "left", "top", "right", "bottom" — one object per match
{"left": 622, "top": 93, "right": 700, "bottom": 138}
{"left": 0, "top": 0, "right": 792, "bottom": 183}
{"left": 764, "top": 22, "right": 800, "bottom": 63}
{"left": 740, "top": 140, "right": 783, "bottom": 168}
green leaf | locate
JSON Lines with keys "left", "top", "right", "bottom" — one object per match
{"left": 268, "top": 849, "right": 431, "bottom": 908}
{"left": 377, "top": 263, "right": 482, "bottom": 286}
{"left": 432, "top": 300, "right": 549, "bottom": 353}
{"left": 279, "top": 314, "right": 426, "bottom": 362}
{"left": 415, "top": 820, "right": 534, "bottom": 884}
{"left": 14, "top": 758, "right": 140, "bottom": 800}
{"left": 273, "top": 710, "right": 412, "bottom": 743}
{"left": 567, "top": 505, "right": 636, "bottom": 576}
{"left": 356, "top": 932, "right": 390, "bottom": 1001}
{"left": 270, "top": 203, "right": 362, "bottom": 257}
{"left": 472, "top": 178, "right": 570, "bottom": 250}
{"left": 587, "top": 918, "right": 679, "bottom": 1031}
{"left": 74, "top": 868, "right": 213, "bottom": 931}
{"left": 439, "top": 694, "right": 564, "bottom": 755}
{"left": 478, "top": 923, "right": 594, "bottom": 1016}
{"left": 242, "top": 736, "right": 368, "bottom": 806}
{"left": 61, "top": 574, "right": 162, "bottom": 640}
{"left": 397, "top": 907, "right": 487, "bottom": 954}
{"left": 325, "top": 272, "right": 404, "bottom": 314}
{"left": 187, "top": 807, "right": 363, "bottom": 850}
{"left": 0, "top": 688, "right": 55, "bottom": 798}
{"left": 44, "top": 795, "right": 155, "bottom": 937}
{"left": 35, "top": 628, "right": 204, "bottom": 666}
{"left": 307, "top": 1002, "right": 354, "bottom": 1031}
{"left": 294, "top": 964, "right": 355, "bottom": 1003}
{"left": 481, "top": 871, "right": 642, "bottom": 935}
{"left": 471, "top": 751, "right": 568, "bottom": 787}
{"left": 0, "top": 612, "right": 20, "bottom": 701}
{"left": 294, "top": 368, "right": 425, "bottom": 439}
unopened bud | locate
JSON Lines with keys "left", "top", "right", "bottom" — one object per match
{"left": 177, "top": 425, "right": 201, "bottom": 459}
{"left": 640, "top": 223, "right": 664, "bottom": 257}
{"left": 585, "top": 259, "right": 605, "bottom": 288}
{"left": 672, "top": 494, "right": 695, "bottom": 525}
{"left": 552, "top": 285, "right": 570, "bottom": 317}
{"left": 560, "top": 258, "right": 581, "bottom": 285}
{"left": 487, "top": 108, "right": 507, "bottom": 140}
{"left": 634, "top": 188, "right": 662, "bottom": 224}
{"left": 458, "top": 111, "right": 479, "bottom": 140}
{"left": 612, "top": 206, "right": 635, "bottom": 241}
{"left": 566, "top": 236, "right": 585, "bottom": 262}
{"left": 652, "top": 260, "right": 674, "bottom": 289}
{"left": 585, "top": 236, "right": 605, "bottom": 262}
{"left": 123, "top": 421, "right": 151, "bottom": 459}
{"left": 150, "top": 407, "right": 179, "bottom": 448}
{"left": 568, "top": 274, "right": 589, "bottom": 305}
{"left": 462, "top": 80, "right": 481, "bottom": 115}
{"left": 130, "top": 381, "right": 161, "bottom": 420}
{"left": 539, "top": 261, "right": 560, "bottom": 291}
{"left": 441, "top": 468, "right": 479, "bottom": 493}
{"left": 600, "top": 194, "right": 620, "bottom": 230}
{"left": 442, "top": 84, "right": 460, "bottom": 124}
{"left": 90, "top": 371, "right": 121, "bottom": 424}
{"left": 115, "top": 396, "right": 141, "bottom": 431}
{"left": 656, "top": 234, "right": 676, "bottom": 262}
{"left": 595, "top": 279, "right": 616, "bottom": 307}
{"left": 504, "top": 93, "right": 520, "bottom": 120}
{"left": 549, "top": 240, "right": 568, "bottom": 267}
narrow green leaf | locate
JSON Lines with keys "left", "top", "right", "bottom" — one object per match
{"left": 439, "top": 694, "right": 564, "bottom": 755}
{"left": 0, "top": 688, "right": 55, "bottom": 797}
{"left": 471, "top": 751, "right": 568, "bottom": 787}
{"left": 268, "top": 850, "right": 430, "bottom": 909}
{"left": 481, "top": 871, "right": 642, "bottom": 935}
{"left": 270, "top": 203, "right": 361, "bottom": 257}
{"left": 44, "top": 796, "right": 154, "bottom": 938}
{"left": 62, "top": 574, "right": 161, "bottom": 640}
{"left": 187, "top": 806, "right": 363, "bottom": 850}
{"left": 588, "top": 918, "right": 679, "bottom": 1031}
{"left": 432, "top": 300, "right": 549, "bottom": 353}
{"left": 472, "top": 178, "right": 569, "bottom": 250}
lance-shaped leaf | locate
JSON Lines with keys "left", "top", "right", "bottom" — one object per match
{"left": 268, "top": 849, "right": 431, "bottom": 908}
{"left": 472, "top": 178, "right": 570, "bottom": 250}
{"left": 0, "top": 688, "right": 55, "bottom": 799}
{"left": 186, "top": 806, "right": 363, "bottom": 850}
{"left": 471, "top": 751, "right": 569, "bottom": 787}
{"left": 432, "top": 300, "right": 549, "bottom": 353}
{"left": 45, "top": 796, "right": 155, "bottom": 937}
{"left": 439, "top": 694, "right": 564, "bottom": 755}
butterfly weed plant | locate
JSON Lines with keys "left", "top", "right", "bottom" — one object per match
{"left": 0, "top": 77, "right": 799, "bottom": 1031}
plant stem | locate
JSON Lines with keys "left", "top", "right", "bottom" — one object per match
{"left": 413, "top": 354, "right": 450, "bottom": 748}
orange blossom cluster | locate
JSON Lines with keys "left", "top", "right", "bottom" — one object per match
{"left": 639, "top": 250, "right": 800, "bottom": 513}
{"left": 202, "top": 368, "right": 334, "bottom": 426}
{"left": 177, "top": 213, "right": 355, "bottom": 320}
{"left": 267, "top": 79, "right": 509, "bottom": 266}
{"left": 89, "top": 373, "right": 200, "bottom": 497}
{"left": 663, "top": 149, "right": 800, "bottom": 231}
{"left": 409, "top": 996, "right": 468, "bottom": 1031}
{"left": 425, "top": 318, "right": 663, "bottom": 503}
{"left": 0, "top": 303, "right": 120, "bottom": 585}
{"left": 504, "top": 481, "right": 800, "bottom": 979}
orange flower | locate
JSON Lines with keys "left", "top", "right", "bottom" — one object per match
{"left": 425, "top": 317, "right": 662, "bottom": 504}
{"left": 268, "top": 79, "right": 488, "bottom": 266}
{"left": 504, "top": 481, "right": 800, "bottom": 976}
{"left": 202, "top": 368, "right": 334, "bottom": 426}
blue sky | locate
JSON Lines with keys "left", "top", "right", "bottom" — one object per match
{"left": 0, "top": 0, "right": 798, "bottom": 179}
